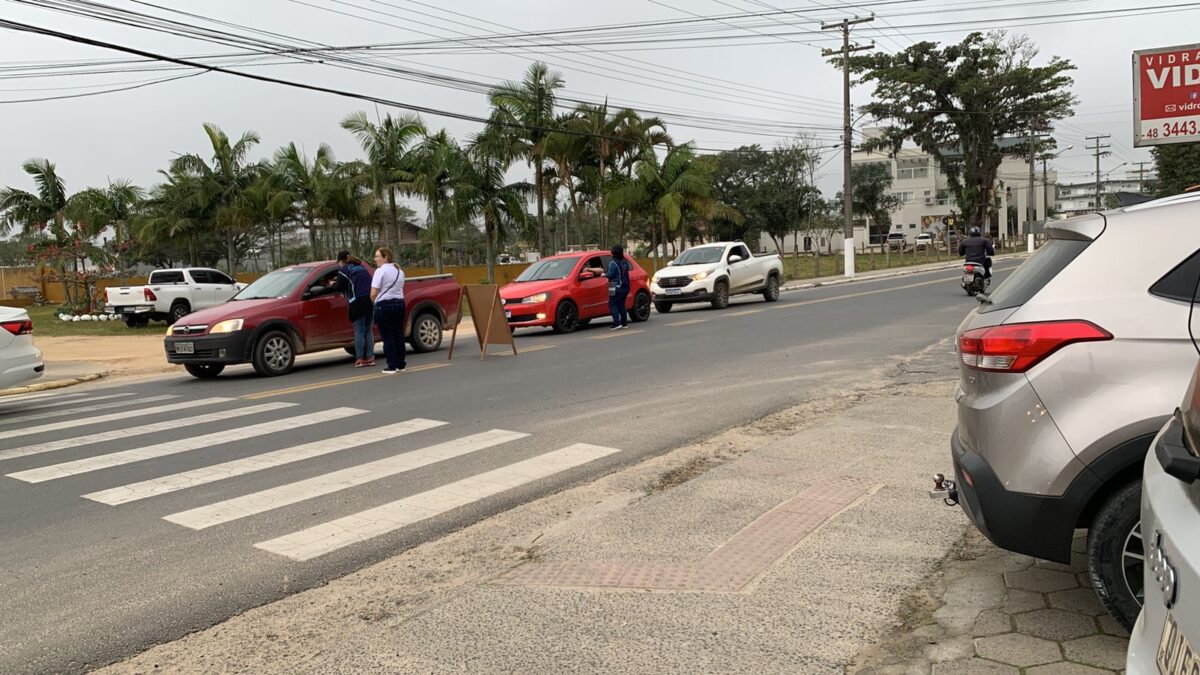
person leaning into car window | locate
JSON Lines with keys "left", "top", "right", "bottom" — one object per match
{"left": 371, "top": 247, "right": 406, "bottom": 374}
{"left": 605, "top": 245, "right": 633, "bottom": 330}
{"left": 334, "top": 251, "right": 375, "bottom": 368}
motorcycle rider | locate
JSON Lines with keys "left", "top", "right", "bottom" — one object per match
{"left": 958, "top": 227, "right": 995, "bottom": 281}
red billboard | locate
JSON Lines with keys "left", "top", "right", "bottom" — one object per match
{"left": 1133, "top": 43, "right": 1200, "bottom": 147}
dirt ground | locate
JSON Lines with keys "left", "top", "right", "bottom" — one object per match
{"left": 34, "top": 335, "right": 174, "bottom": 381}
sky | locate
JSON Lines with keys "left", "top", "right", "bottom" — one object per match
{"left": 1, "top": 0, "right": 1195, "bottom": 214}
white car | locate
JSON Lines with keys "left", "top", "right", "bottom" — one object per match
{"left": 105, "top": 268, "right": 244, "bottom": 327}
{"left": 0, "top": 306, "right": 43, "bottom": 389}
{"left": 915, "top": 232, "right": 935, "bottom": 250}
{"left": 650, "top": 242, "right": 783, "bottom": 312}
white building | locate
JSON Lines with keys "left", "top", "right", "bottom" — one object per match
{"left": 1057, "top": 177, "right": 1149, "bottom": 218}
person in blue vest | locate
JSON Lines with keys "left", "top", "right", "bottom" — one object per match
{"left": 606, "top": 245, "right": 632, "bottom": 330}
{"left": 335, "top": 251, "right": 375, "bottom": 367}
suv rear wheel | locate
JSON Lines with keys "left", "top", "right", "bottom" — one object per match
{"left": 1087, "top": 480, "right": 1143, "bottom": 630}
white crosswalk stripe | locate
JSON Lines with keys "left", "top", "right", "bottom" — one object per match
{"left": 6, "top": 407, "right": 366, "bottom": 483}
{"left": 0, "top": 397, "right": 231, "bottom": 441}
{"left": 0, "top": 391, "right": 87, "bottom": 407}
{"left": 255, "top": 443, "right": 621, "bottom": 561}
{"left": 164, "top": 429, "right": 529, "bottom": 530}
{"left": 0, "top": 402, "right": 297, "bottom": 463}
{"left": 0, "top": 394, "right": 178, "bottom": 428}
{"left": 0, "top": 392, "right": 126, "bottom": 414}
{"left": 84, "top": 418, "right": 447, "bottom": 505}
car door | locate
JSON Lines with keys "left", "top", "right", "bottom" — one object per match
{"left": 727, "top": 245, "right": 758, "bottom": 292}
{"left": 185, "top": 270, "right": 214, "bottom": 309}
{"left": 577, "top": 255, "right": 609, "bottom": 317}
{"left": 206, "top": 269, "right": 237, "bottom": 307}
{"left": 300, "top": 267, "right": 352, "bottom": 350}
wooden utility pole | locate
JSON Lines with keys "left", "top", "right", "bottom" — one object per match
{"left": 822, "top": 15, "right": 873, "bottom": 278}
{"left": 1132, "top": 161, "right": 1154, "bottom": 193}
{"left": 1086, "top": 135, "right": 1111, "bottom": 212}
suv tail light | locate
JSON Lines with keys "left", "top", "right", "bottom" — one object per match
{"left": 958, "top": 320, "right": 1112, "bottom": 373}
{"left": 1, "top": 320, "right": 33, "bottom": 336}
{"left": 144, "top": 288, "right": 157, "bottom": 302}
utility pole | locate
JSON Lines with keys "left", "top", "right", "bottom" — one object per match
{"left": 1026, "top": 128, "right": 1037, "bottom": 238}
{"left": 1132, "top": 161, "right": 1153, "bottom": 193}
{"left": 1086, "top": 135, "right": 1111, "bottom": 212}
{"left": 822, "top": 15, "right": 873, "bottom": 279}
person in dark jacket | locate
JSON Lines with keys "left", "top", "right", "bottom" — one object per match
{"left": 606, "top": 245, "right": 632, "bottom": 330}
{"left": 958, "top": 227, "right": 995, "bottom": 279}
{"left": 335, "top": 251, "right": 375, "bottom": 367}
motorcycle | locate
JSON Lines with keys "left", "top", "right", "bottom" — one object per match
{"left": 962, "top": 262, "right": 988, "bottom": 296}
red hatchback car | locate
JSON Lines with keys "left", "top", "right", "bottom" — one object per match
{"left": 500, "top": 251, "right": 652, "bottom": 333}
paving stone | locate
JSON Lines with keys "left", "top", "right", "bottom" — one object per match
{"left": 935, "top": 573, "right": 1008, "bottom": 634}
{"left": 1003, "top": 589, "right": 1048, "bottom": 614}
{"left": 931, "top": 658, "right": 1019, "bottom": 674}
{"left": 972, "top": 610, "right": 1014, "bottom": 637}
{"left": 1048, "top": 588, "right": 1108, "bottom": 617}
{"left": 1026, "top": 662, "right": 1115, "bottom": 674}
{"left": 1013, "top": 608, "right": 1100, "bottom": 641}
{"left": 1005, "top": 568, "right": 1080, "bottom": 593}
{"left": 974, "top": 633, "right": 1063, "bottom": 667}
{"left": 1097, "top": 613, "right": 1131, "bottom": 638}
{"left": 1062, "top": 635, "right": 1130, "bottom": 671}
{"left": 1035, "top": 552, "right": 1087, "bottom": 573}
{"left": 927, "top": 635, "right": 975, "bottom": 663}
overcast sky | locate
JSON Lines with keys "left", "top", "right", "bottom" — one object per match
{"left": 1, "top": 0, "right": 1195, "bottom": 212}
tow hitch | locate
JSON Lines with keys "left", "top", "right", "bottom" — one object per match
{"left": 929, "top": 473, "right": 958, "bottom": 506}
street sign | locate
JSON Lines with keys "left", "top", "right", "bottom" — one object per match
{"left": 1133, "top": 43, "right": 1200, "bottom": 147}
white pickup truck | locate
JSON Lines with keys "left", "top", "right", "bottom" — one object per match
{"left": 105, "top": 268, "right": 243, "bottom": 327}
{"left": 649, "top": 242, "right": 784, "bottom": 312}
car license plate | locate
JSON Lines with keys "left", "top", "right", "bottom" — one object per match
{"left": 665, "top": 288, "right": 683, "bottom": 296}
{"left": 174, "top": 342, "right": 194, "bottom": 354}
{"left": 1158, "top": 613, "right": 1198, "bottom": 673}
{"left": 121, "top": 306, "right": 137, "bottom": 314}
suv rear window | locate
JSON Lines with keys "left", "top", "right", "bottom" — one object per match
{"left": 979, "top": 238, "right": 1090, "bottom": 314}
{"left": 149, "top": 270, "right": 185, "bottom": 284}
{"left": 1150, "top": 249, "right": 1200, "bottom": 302}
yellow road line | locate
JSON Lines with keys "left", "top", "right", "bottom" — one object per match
{"left": 590, "top": 329, "right": 645, "bottom": 340}
{"left": 243, "top": 363, "right": 450, "bottom": 400}
{"left": 727, "top": 308, "right": 763, "bottom": 317}
{"left": 667, "top": 319, "right": 707, "bottom": 326}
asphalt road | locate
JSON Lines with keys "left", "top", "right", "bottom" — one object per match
{"left": 0, "top": 262, "right": 1018, "bottom": 673}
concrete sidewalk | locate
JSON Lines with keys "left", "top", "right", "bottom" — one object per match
{"left": 103, "top": 343, "right": 974, "bottom": 674}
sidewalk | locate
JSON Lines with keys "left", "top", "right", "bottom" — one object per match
{"left": 102, "top": 342, "right": 976, "bottom": 674}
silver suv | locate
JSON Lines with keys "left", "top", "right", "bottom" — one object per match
{"left": 951, "top": 192, "right": 1200, "bottom": 629}
{"left": 1126, "top": 359, "right": 1200, "bottom": 673}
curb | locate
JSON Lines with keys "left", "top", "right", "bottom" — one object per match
{"left": 779, "top": 252, "right": 1031, "bottom": 293}
{"left": 0, "top": 372, "right": 108, "bottom": 398}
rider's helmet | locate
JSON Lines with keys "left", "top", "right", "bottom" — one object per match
{"left": 969, "top": 227, "right": 982, "bottom": 237}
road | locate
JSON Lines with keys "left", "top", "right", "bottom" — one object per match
{"left": 0, "top": 261, "right": 1017, "bottom": 673}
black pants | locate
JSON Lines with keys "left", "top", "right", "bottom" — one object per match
{"left": 374, "top": 299, "right": 406, "bottom": 370}
{"left": 609, "top": 288, "right": 629, "bottom": 326}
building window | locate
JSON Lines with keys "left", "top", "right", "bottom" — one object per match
{"left": 894, "top": 191, "right": 914, "bottom": 204}
{"left": 909, "top": 223, "right": 917, "bottom": 229}
{"left": 897, "top": 167, "right": 929, "bottom": 180}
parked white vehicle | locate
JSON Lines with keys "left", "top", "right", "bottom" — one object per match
{"left": 0, "top": 305, "right": 43, "bottom": 389}
{"left": 105, "top": 268, "right": 244, "bottom": 327}
{"left": 650, "top": 242, "right": 784, "bottom": 312}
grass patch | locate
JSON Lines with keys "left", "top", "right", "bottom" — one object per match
{"left": 26, "top": 305, "right": 166, "bottom": 338}
{"left": 779, "top": 240, "right": 1025, "bottom": 282}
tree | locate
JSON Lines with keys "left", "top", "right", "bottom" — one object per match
{"left": 838, "top": 162, "right": 901, "bottom": 243}
{"left": 849, "top": 32, "right": 1076, "bottom": 230}
{"left": 274, "top": 142, "right": 335, "bottom": 258}
{"left": 68, "top": 179, "right": 143, "bottom": 284}
{"left": 340, "top": 111, "right": 426, "bottom": 246}
{"left": 0, "top": 159, "right": 87, "bottom": 304}
{"left": 404, "top": 130, "right": 463, "bottom": 274}
{"left": 171, "top": 123, "right": 263, "bottom": 274}
{"left": 488, "top": 62, "right": 565, "bottom": 256}
{"left": 1151, "top": 141, "right": 1200, "bottom": 197}
{"left": 462, "top": 126, "right": 531, "bottom": 284}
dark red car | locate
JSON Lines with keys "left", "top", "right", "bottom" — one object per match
{"left": 499, "top": 251, "right": 652, "bottom": 333}
{"left": 164, "top": 261, "right": 461, "bottom": 378}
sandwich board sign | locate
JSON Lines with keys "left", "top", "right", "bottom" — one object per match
{"left": 447, "top": 284, "right": 517, "bottom": 360}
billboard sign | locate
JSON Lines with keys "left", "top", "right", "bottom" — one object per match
{"left": 1133, "top": 43, "right": 1200, "bottom": 147}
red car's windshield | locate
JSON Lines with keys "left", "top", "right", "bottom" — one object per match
{"left": 515, "top": 258, "right": 578, "bottom": 282}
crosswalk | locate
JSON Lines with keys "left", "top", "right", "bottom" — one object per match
{"left": 0, "top": 390, "right": 621, "bottom": 562}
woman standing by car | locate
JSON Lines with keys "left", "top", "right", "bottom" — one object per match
{"left": 370, "top": 248, "right": 406, "bottom": 374}
{"left": 606, "top": 245, "right": 632, "bottom": 330}
{"left": 335, "top": 251, "right": 375, "bottom": 368}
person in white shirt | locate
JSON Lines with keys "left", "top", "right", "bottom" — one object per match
{"left": 370, "top": 247, "right": 406, "bottom": 373}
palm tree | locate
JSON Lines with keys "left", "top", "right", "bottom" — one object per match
{"left": 488, "top": 62, "right": 565, "bottom": 257}
{"left": 340, "top": 111, "right": 426, "bottom": 247}
{"left": 610, "top": 113, "right": 672, "bottom": 247}
{"left": 274, "top": 142, "right": 336, "bottom": 258}
{"left": 0, "top": 159, "right": 81, "bottom": 303}
{"left": 404, "top": 130, "right": 463, "bottom": 274}
{"left": 569, "top": 102, "right": 640, "bottom": 248}
{"left": 542, "top": 111, "right": 591, "bottom": 249}
{"left": 139, "top": 167, "right": 208, "bottom": 266}
{"left": 461, "top": 127, "right": 531, "bottom": 284}
{"left": 171, "top": 123, "right": 263, "bottom": 274}
{"left": 68, "top": 179, "right": 143, "bottom": 284}
{"left": 236, "top": 170, "right": 295, "bottom": 269}
{"left": 606, "top": 144, "right": 714, "bottom": 271}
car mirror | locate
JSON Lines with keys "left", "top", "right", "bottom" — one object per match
{"left": 579, "top": 271, "right": 596, "bottom": 280}
{"left": 304, "top": 284, "right": 326, "bottom": 298}
{"left": 729, "top": 255, "right": 744, "bottom": 263}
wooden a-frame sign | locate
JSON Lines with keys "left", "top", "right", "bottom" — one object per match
{"left": 447, "top": 284, "right": 517, "bottom": 360}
